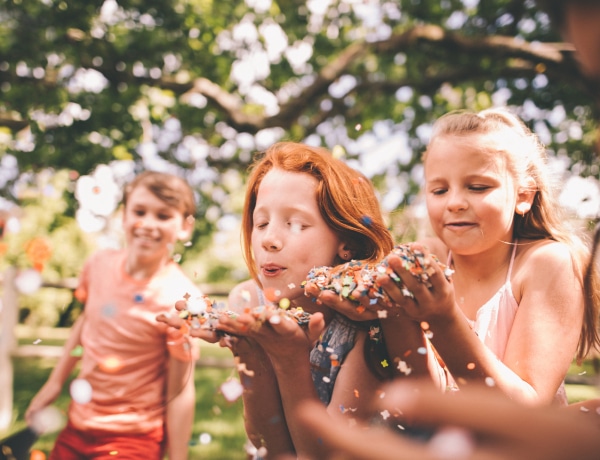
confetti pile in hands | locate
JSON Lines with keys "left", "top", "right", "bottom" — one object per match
{"left": 178, "top": 294, "right": 312, "bottom": 332}
{"left": 305, "top": 243, "right": 453, "bottom": 308}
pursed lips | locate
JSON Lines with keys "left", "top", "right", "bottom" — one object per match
{"left": 261, "top": 263, "right": 285, "bottom": 276}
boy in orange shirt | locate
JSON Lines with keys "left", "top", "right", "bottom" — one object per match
{"left": 26, "top": 171, "right": 201, "bottom": 460}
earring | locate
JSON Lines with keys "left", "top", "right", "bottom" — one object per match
{"left": 516, "top": 203, "right": 530, "bottom": 216}
{"left": 343, "top": 253, "right": 349, "bottom": 260}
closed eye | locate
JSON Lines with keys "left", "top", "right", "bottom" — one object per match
{"left": 469, "top": 185, "right": 491, "bottom": 192}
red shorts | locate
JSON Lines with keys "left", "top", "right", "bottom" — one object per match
{"left": 49, "top": 421, "right": 165, "bottom": 460}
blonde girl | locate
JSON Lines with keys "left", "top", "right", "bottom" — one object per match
{"left": 376, "top": 108, "right": 600, "bottom": 405}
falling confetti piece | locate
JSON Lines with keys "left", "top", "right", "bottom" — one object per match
{"left": 14, "top": 269, "right": 43, "bottom": 295}
{"left": 380, "top": 409, "right": 390, "bottom": 420}
{"left": 29, "top": 406, "right": 64, "bottom": 435}
{"left": 199, "top": 433, "right": 212, "bottom": 445}
{"left": 484, "top": 377, "right": 495, "bottom": 387}
{"left": 269, "top": 315, "right": 281, "bottom": 325}
{"left": 466, "top": 362, "right": 476, "bottom": 370}
{"left": 30, "top": 450, "right": 46, "bottom": 460}
{"left": 397, "top": 360, "right": 412, "bottom": 376}
{"left": 279, "top": 298, "right": 291, "bottom": 309}
{"left": 99, "top": 356, "right": 124, "bottom": 373}
{"left": 70, "top": 345, "right": 84, "bottom": 357}
{"left": 186, "top": 296, "right": 209, "bottom": 315}
{"left": 381, "top": 359, "right": 389, "bottom": 368}
{"left": 33, "top": 339, "right": 42, "bottom": 345}
{"left": 263, "top": 287, "right": 279, "bottom": 302}
{"left": 70, "top": 378, "right": 93, "bottom": 404}
{"left": 332, "top": 145, "right": 345, "bottom": 159}
{"left": 417, "top": 347, "right": 427, "bottom": 355}
{"left": 220, "top": 378, "right": 244, "bottom": 402}
{"left": 428, "top": 427, "right": 475, "bottom": 460}
{"left": 288, "top": 283, "right": 296, "bottom": 289}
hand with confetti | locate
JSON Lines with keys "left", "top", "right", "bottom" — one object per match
{"left": 304, "top": 243, "right": 453, "bottom": 318}
{"left": 157, "top": 294, "right": 314, "bottom": 344}
{"left": 375, "top": 247, "right": 456, "bottom": 321}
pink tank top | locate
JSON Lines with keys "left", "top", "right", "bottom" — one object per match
{"left": 448, "top": 242, "right": 567, "bottom": 404}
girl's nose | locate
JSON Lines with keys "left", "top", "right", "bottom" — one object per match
{"left": 262, "top": 227, "right": 282, "bottom": 251}
{"left": 446, "top": 190, "right": 468, "bottom": 212}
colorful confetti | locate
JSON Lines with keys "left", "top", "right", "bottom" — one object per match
{"left": 178, "top": 294, "right": 312, "bottom": 333}
{"left": 306, "top": 243, "right": 453, "bottom": 309}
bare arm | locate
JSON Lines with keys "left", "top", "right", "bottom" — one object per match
{"left": 165, "top": 353, "right": 195, "bottom": 460}
{"left": 295, "top": 380, "right": 600, "bottom": 460}
{"left": 25, "top": 313, "right": 85, "bottom": 425}
{"left": 226, "top": 281, "right": 294, "bottom": 458}
{"left": 231, "top": 336, "right": 294, "bottom": 457}
{"left": 381, "top": 241, "right": 584, "bottom": 405}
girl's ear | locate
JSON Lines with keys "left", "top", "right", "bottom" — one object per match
{"left": 337, "top": 243, "right": 353, "bottom": 261}
{"left": 515, "top": 178, "right": 537, "bottom": 216}
{"left": 178, "top": 215, "right": 195, "bottom": 241}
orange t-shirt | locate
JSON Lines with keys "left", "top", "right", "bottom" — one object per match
{"left": 69, "top": 249, "right": 200, "bottom": 433}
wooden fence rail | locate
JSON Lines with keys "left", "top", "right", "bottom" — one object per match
{"left": 0, "top": 268, "right": 232, "bottom": 432}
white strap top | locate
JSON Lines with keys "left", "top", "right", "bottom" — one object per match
{"left": 447, "top": 241, "right": 567, "bottom": 404}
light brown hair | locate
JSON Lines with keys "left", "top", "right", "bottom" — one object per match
{"left": 123, "top": 171, "right": 196, "bottom": 218}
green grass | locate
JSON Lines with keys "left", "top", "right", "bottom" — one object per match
{"left": 6, "top": 342, "right": 247, "bottom": 459}
{"left": 6, "top": 329, "right": 600, "bottom": 459}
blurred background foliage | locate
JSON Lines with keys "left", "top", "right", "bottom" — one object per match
{"left": 0, "top": 0, "right": 598, "bottom": 326}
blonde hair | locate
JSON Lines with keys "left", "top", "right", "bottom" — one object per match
{"left": 242, "top": 141, "right": 394, "bottom": 282}
{"left": 425, "top": 108, "right": 600, "bottom": 360}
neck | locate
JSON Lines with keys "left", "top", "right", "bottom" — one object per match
{"left": 124, "top": 253, "right": 170, "bottom": 280}
{"left": 451, "top": 242, "right": 514, "bottom": 281}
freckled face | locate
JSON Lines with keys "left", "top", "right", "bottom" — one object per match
{"left": 251, "top": 169, "right": 343, "bottom": 307}
{"left": 424, "top": 135, "right": 519, "bottom": 256}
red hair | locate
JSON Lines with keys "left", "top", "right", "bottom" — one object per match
{"left": 242, "top": 142, "right": 394, "bottom": 282}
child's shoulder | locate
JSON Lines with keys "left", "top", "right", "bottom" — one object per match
{"left": 517, "top": 239, "right": 571, "bottom": 263}
{"left": 515, "top": 238, "right": 573, "bottom": 271}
